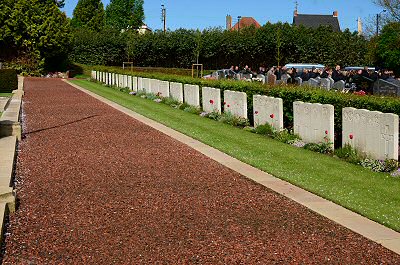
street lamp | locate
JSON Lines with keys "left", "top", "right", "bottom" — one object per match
{"left": 376, "top": 10, "right": 387, "bottom": 36}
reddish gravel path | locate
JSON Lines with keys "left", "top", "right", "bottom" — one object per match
{"left": 2, "top": 78, "right": 399, "bottom": 264}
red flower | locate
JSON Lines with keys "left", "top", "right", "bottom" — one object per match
{"left": 209, "top": 99, "right": 214, "bottom": 104}
{"left": 349, "top": 134, "right": 354, "bottom": 140}
{"left": 227, "top": 104, "right": 230, "bottom": 108}
{"left": 223, "top": 101, "right": 226, "bottom": 105}
{"left": 255, "top": 111, "right": 259, "bottom": 115}
{"left": 270, "top": 114, "right": 275, "bottom": 119}
{"left": 325, "top": 130, "right": 328, "bottom": 135}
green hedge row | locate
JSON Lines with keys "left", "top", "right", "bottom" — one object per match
{"left": 0, "top": 69, "right": 18, "bottom": 93}
{"left": 91, "top": 65, "right": 400, "bottom": 147}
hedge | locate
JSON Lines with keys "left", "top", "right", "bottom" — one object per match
{"left": 0, "top": 69, "right": 18, "bottom": 93}
{"left": 90, "top": 65, "right": 400, "bottom": 147}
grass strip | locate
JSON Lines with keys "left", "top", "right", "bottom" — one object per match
{"left": 71, "top": 79, "right": 400, "bottom": 232}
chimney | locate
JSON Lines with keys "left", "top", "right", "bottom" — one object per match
{"left": 333, "top": 11, "right": 338, "bottom": 17}
{"left": 226, "top": 15, "right": 232, "bottom": 30}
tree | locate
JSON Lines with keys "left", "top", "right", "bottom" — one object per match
{"left": 374, "top": 0, "right": 400, "bottom": 21}
{"left": 72, "top": 0, "right": 105, "bottom": 31}
{"left": 131, "top": 0, "right": 145, "bottom": 29}
{"left": 0, "top": 0, "right": 71, "bottom": 73}
{"left": 105, "top": 0, "right": 144, "bottom": 31}
{"left": 376, "top": 22, "right": 400, "bottom": 74}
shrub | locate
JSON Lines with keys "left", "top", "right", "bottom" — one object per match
{"left": 303, "top": 142, "right": 333, "bottom": 154}
{"left": 274, "top": 129, "right": 301, "bottom": 144}
{"left": 219, "top": 112, "right": 249, "bottom": 128}
{"left": 0, "top": 69, "right": 18, "bottom": 92}
{"left": 254, "top": 123, "right": 276, "bottom": 136}
{"left": 334, "top": 144, "right": 362, "bottom": 164}
{"left": 183, "top": 105, "right": 201, "bottom": 115}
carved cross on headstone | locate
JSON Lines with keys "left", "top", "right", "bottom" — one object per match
{"left": 381, "top": 125, "right": 393, "bottom": 157}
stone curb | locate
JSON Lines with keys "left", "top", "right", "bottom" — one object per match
{"left": 65, "top": 79, "right": 400, "bottom": 255}
{"left": 0, "top": 76, "right": 24, "bottom": 140}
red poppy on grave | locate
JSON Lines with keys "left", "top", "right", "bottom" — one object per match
{"left": 227, "top": 104, "right": 230, "bottom": 108}
{"left": 325, "top": 130, "right": 328, "bottom": 135}
{"left": 255, "top": 111, "right": 259, "bottom": 115}
{"left": 349, "top": 134, "right": 354, "bottom": 139}
{"left": 223, "top": 102, "right": 226, "bottom": 105}
{"left": 270, "top": 114, "right": 274, "bottom": 119}
{"left": 210, "top": 99, "right": 214, "bottom": 104}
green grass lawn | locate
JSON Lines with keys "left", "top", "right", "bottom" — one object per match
{"left": 0, "top": 93, "right": 13, "bottom": 97}
{"left": 71, "top": 79, "right": 400, "bottom": 232}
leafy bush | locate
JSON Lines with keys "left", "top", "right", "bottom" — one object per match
{"left": 254, "top": 123, "right": 276, "bottom": 136}
{"left": 0, "top": 69, "right": 18, "bottom": 92}
{"left": 334, "top": 144, "right": 362, "bottom": 164}
{"left": 218, "top": 112, "right": 249, "bottom": 128}
{"left": 360, "top": 158, "right": 398, "bottom": 173}
{"left": 183, "top": 105, "right": 201, "bottom": 115}
{"left": 304, "top": 141, "right": 333, "bottom": 154}
{"left": 274, "top": 129, "right": 301, "bottom": 144}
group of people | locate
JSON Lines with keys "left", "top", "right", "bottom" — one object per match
{"left": 228, "top": 64, "right": 399, "bottom": 92}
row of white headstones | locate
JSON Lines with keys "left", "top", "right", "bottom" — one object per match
{"left": 92, "top": 71, "right": 399, "bottom": 161}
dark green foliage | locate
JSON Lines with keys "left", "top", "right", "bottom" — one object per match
{"left": 0, "top": 0, "right": 71, "bottom": 74}
{"left": 0, "top": 69, "right": 18, "bottom": 92}
{"left": 376, "top": 22, "right": 400, "bottom": 75}
{"left": 334, "top": 144, "right": 362, "bottom": 164}
{"left": 218, "top": 112, "right": 249, "bottom": 127}
{"left": 70, "top": 29, "right": 127, "bottom": 66}
{"left": 304, "top": 141, "right": 333, "bottom": 154}
{"left": 105, "top": 0, "right": 144, "bottom": 31}
{"left": 71, "top": 0, "right": 105, "bottom": 31}
{"left": 255, "top": 123, "right": 276, "bottom": 136}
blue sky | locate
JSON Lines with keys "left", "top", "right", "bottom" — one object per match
{"left": 63, "top": 0, "right": 383, "bottom": 32}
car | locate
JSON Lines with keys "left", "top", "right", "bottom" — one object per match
{"left": 284, "top": 63, "right": 325, "bottom": 71}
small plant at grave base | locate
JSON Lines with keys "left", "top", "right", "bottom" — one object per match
{"left": 129, "top": 91, "right": 137, "bottom": 96}
{"left": 359, "top": 158, "right": 398, "bottom": 173}
{"left": 274, "top": 129, "right": 301, "bottom": 144}
{"left": 200, "top": 112, "right": 208, "bottom": 117}
{"left": 390, "top": 168, "right": 400, "bottom": 178}
{"left": 154, "top": 98, "right": 162, "bottom": 103}
{"left": 161, "top": 97, "right": 181, "bottom": 108}
{"left": 303, "top": 141, "right": 333, "bottom": 154}
{"left": 243, "top": 126, "right": 255, "bottom": 132}
{"left": 334, "top": 144, "right": 362, "bottom": 165}
{"left": 119, "top": 87, "right": 130, "bottom": 93}
{"left": 254, "top": 123, "right": 276, "bottom": 136}
{"left": 178, "top": 102, "right": 190, "bottom": 110}
{"left": 206, "top": 111, "right": 222, "bottom": 121}
{"left": 183, "top": 105, "right": 201, "bottom": 115}
{"left": 145, "top": 93, "right": 159, "bottom": 101}
{"left": 290, "top": 139, "right": 306, "bottom": 148}
{"left": 218, "top": 111, "right": 249, "bottom": 128}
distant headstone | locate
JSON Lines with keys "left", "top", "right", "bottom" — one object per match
{"left": 127, "top": 76, "right": 132, "bottom": 90}
{"left": 320, "top": 78, "right": 331, "bottom": 90}
{"left": 224, "top": 90, "right": 247, "bottom": 119}
{"left": 170, "top": 82, "right": 184, "bottom": 103}
{"left": 373, "top": 79, "right": 400, "bottom": 97}
{"left": 91, "top": 71, "right": 96, "bottom": 79}
{"left": 123, "top": 75, "right": 128, "bottom": 88}
{"left": 118, "top": 74, "right": 124, "bottom": 88}
{"left": 143, "top": 78, "right": 151, "bottom": 93}
{"left": 149, "top": 79, "right": 159, "bottom": 94}
{"left": 333, "top": 80, "right": 345, "bottom": 90}
{"left": 158, "top": 81, "right": 170, "bottom": 97}
{"left": 137, "top": 77, "right": 144, "bottom": 92}
{"left": 328, "top": 77, "right": 334, "bottom": 88}
{"left": 184, "top": 84, "right": 200, "bottom": 107}
{"left": 202, "top": 87, "right": 221, "bottom": 113}
{"left": 108, "top": 73, "right": 112, "bottom": 86}
{"left": 132, "top": 76, "right": 138, "bottom": 91}
{"left": 281, "top": 74, "right": 290, "bottom": 84}
{"left": 342, "top": 107, "right": 398, "bottom": 160}
{"left": 302, "top": 80, "right": 309, "bottom": 86}
{"left": 295, "top": 77, "right": 302, "bottom": 85}
{"left": 308, "top": 78, "right": 320, "bottom": 87}
{"left": 253, "top": 95, "right": 283, "bottom": 130}
{"left": 294, "top": 101, "right": 334, "bottom": 147}
{"left": 267, "top": 73, "right": 277, "bottom": 85}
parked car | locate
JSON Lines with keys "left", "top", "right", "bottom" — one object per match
{"left": 284, "top": 63, "right": 325, "bottom": 71}
{"left": 203, "top": 69, "right": 238, "bottom": 80}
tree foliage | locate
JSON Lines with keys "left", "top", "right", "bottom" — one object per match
{"left": 105, "top": 0, "right": 144, "bottom": 31}
{"left": 71, "top": 24, "right": 370, "bottom": 68}
{"left": 375, "top": 0, "right": 400, "bottom": 21}
{"left": 0, "top": 0, "right": 72, "bottom": 73}
{"left": 72, "top": 0, "right": 105, "bottom": 31}
{"left": 376, "top": 22, "right": 400, "bottom": 74}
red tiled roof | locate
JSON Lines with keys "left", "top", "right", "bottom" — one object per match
{"left": 231, "top": 17, "right": 261, "bottom": 31}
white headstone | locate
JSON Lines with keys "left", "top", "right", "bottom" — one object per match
{"left": 127, "top": 76, "right": 133, "bottom": 90}
{"left": 202, "top": 87, "right": 221, "bottom": 113}
{"left": 295, "top": 77, "right": 302, "bottom": 85}
{"left": 223, "top": 90, "right": 247, "bottom": 119}
{"left": 132, "top": 76, "right": 138, "bottom": 91}
{"left": 149, "top": 79, "right": 159, "bottom": 94}
{"left": 123, "top": 75, "right": 128, "bottom": 88}
{"left": 118, "top": 74, "right": 124, "bottom": 88}
{"left": 253, "top": 95, "right": 283, "bottom": 130}
{"left": 142, "top": 78, "right": 151, "bottom": 93}
{"left": 158, "top": 81, "right": 170, "bottom": 97}
{"left": 293, "top": 101, "right": 334, "bottom": 147}
{"left": 184, "top": 84, "right": 200, "bottom": 107}
{"left": 137, "top": 77, "right": 144, "bottom": 92}
{"left": 170, "top": 82, "right": 184, "bottom": 103}
{"left": 342, "top": 107, "right": 398, "bottom": 160}
{"left": 91, "top": 70, "right": 96, "bottom": 79}
{"left": 108, "top": 73, "right": 112, "bottom": 86}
